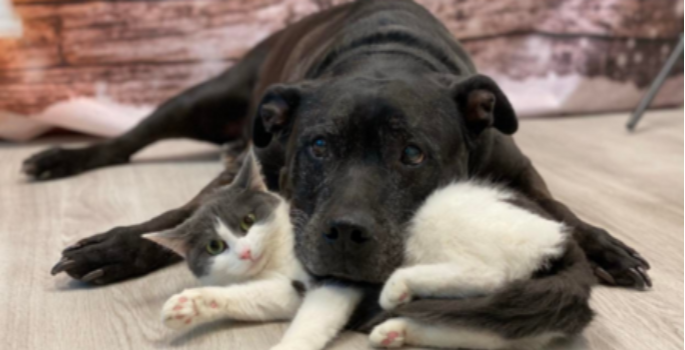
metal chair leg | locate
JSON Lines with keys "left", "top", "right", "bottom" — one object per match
{"left": 627, "top": 34, "right": 684, "bottom": 131}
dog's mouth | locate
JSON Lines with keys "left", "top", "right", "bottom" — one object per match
{"left": 304, "top": 261, "right": 390, "bottom": 284}
{"left": 308, "top": 270, "right": 389, "bottom": 290}
{"left": 294, "top": 224, "right": 403, "bottom": 284}
{"left": 290, "top": 198, "right": 405, "bottom": 283}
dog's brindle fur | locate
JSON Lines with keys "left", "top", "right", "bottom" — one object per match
{"left": 39, "top": 0, "right": 649, "bottom": 291}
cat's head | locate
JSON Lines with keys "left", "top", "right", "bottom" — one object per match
{"left": 143, "top": 150, "right": 288, "bottom": 285}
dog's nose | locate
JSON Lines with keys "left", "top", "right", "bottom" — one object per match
{"left": 325, "top": 220, "right": 372, "bottom": 244}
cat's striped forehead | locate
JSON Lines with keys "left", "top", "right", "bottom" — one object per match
{"left": 213, "top": 217, "right": 241, "bottom": 241}
{"left": 199, "top": 188, "right": 282, "bottom": 236}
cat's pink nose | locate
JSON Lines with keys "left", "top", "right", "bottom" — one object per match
{"left": 239, "top": 249, "right": 253, "bottom": 261}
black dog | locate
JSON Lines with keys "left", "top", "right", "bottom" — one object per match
{"left": 33, "top": 0, "right": 649, "bottom": 289}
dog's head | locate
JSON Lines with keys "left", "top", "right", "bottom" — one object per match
{"left": 253, "top": 74, "right": 516, "bottom": 283}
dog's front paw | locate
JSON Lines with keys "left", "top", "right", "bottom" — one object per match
{"left": 582, "top": 226, "right": 652, "bottom": 290}
{"left": 161, "top": 289, "right": 222, "bottom": 330}
{"left": 379, "top": 274, "right": 411, "bottom": 310}
{"left": 369, "top": 318, "right": 407, "bottom": 348}
{"left": 50, "top": 228, "right": 181, "bottom": 285}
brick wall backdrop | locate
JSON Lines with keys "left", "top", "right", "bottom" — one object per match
{"left": 0, "top": 0, "right": 682, "bottom": 118}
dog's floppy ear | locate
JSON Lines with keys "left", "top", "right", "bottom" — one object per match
{"left": 449, "top": 74, "right": 517, "bottom": 135}
{"left": 253, "top": 84, "right": 304, "bottom": 148}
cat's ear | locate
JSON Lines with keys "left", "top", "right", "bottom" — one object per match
{"left": 234, "top": 149, "right": 267, "bottom": 192}
{"left": 142, "top": 228, "right": 190, "bottom": 258}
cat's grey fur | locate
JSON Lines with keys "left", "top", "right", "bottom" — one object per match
{"left": 146, "top": 151, "right": 595, "bottom": 350}
{"left": 144, "top": 150, "right": 362, "bottom": 350}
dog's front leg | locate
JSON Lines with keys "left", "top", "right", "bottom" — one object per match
{"left": 474, "top": 133, "right": 650, "bottom": 289}
{"left": 516, "top": 161, "right": 651, "bottom": 290}
{"left": 50, "top": 144, "right": 248, "bottom": 284}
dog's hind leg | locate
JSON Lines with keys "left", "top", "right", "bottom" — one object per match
{"left": 22, "top": 36, "right": 274, "bottom": 181}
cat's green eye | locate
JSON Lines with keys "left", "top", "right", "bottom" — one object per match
{"left": 206, "top": 239, "right": 226, "bottom": 255}
{"left": 240, "top": 213, "right": 256, "bottom": 232}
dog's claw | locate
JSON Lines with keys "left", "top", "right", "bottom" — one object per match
{"left": 51, "top": 258, "right": 76, "bottom": 275}
{"left": 21, "top": 163, "right": 36, "bottom": 175}
{"left": 595, "top": 267, "right": 616, "bottom": 285}
{"left": 63, "top": 242, "right": 83, "bottom": 252}
{"left": 81, "top": 269, "right": 105, "bottom": 283}
{"left": 635, "top": 267, "right": 652, "bottom": 289}
{"left": 624, "top": 268, "right": 649, "bottom": 291}
{"left": 632, "top": 253, "right": 651, "bottom": 269}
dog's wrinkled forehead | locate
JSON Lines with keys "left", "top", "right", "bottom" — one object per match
{"left": 255, "top": 73, "right": 517, "bottom": 282}
{"left": 296, "top": 76, "right": 462, "bottom": 151}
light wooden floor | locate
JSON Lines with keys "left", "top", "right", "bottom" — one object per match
{"left": 0, "top": 109, "right": 682, "bottom": 350}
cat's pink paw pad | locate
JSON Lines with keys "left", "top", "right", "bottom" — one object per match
{"left": 398, "top": 292, "right": 409, "bottom": 302}
{"left": 370, "top": 319, "right": 407, "bottom": 348}
{"left": 162, "top": 291, "right": 202, "bottom": 330}
{"left": 379, "top": 276, "right": 411, "bottom": 310}
{"left": 381, "top": 331, "right": 401, "bottom": 346}
{"left": 161, "top": 289, "right": 222, "bottom": 330}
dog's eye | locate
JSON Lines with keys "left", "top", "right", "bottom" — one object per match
{"left": 240, "top": 213, "right": 256, "bottom": 232}
{"left": 401, "top": 145, "right": 425, "bottom": 165}
{"left": 310, "top": 138, "right": 328, "bottom": 158}
{"left": 206, "top": 239, "right": 227, "bottom": 255}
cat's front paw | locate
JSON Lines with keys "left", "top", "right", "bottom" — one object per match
{"left": 161, "top": 289, "right": 221, "bottom": 330}
{"left": 379, "top": 274, "right": 411, "bottom": 310}
{"left": 369, "top": 318, "right": 407, "bottom": 348}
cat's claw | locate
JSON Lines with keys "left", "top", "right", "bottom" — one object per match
{"left": 379, "top": 274, "right": 411, "bottom": 310}
{"left": 369, "top": 319, "right": 407, "bottom": 348}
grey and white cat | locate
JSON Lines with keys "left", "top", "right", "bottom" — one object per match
{"left": 143, "top": 151, "right": 362, "bottom": 350}
{"left": 367, "top": 181, "right": 595, "bottom": 349}
{"left": 145, "top": 150, "right": 594, "bottom": 350}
